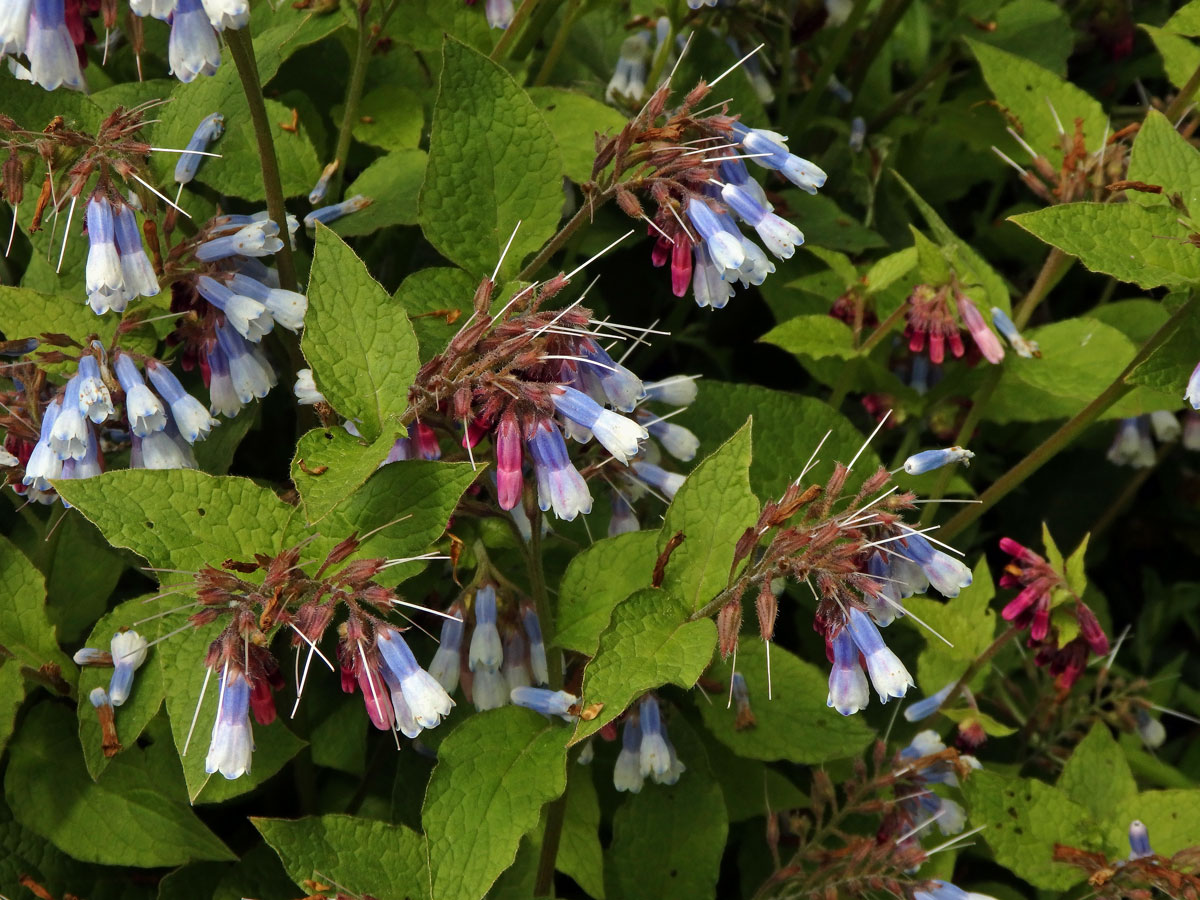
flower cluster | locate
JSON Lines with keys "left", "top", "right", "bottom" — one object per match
{"left": 904, "top": 283, "right": 1006, "bottom": 366}
{"left": 1107, "top": 411, "right": 1185, "bottom": 468}
{"left": 405, "top": 274, "right": 690, "bottom": 525}
{"left": 612, "top": 695, "right": 685, "bottom": 792}
{"left": 167, "top": 535, "right": 456, "bottom": 780}
{"left": 425, "top": 583, "right": 550, "bottom": 713}
{"left": 889, "top": 730, "right": 979, "bottom": 839}
{"left": 75, "top": 629, "right": 151, "bottom": 756}
{"left": 591, "top": 75, "right": 824, "bottom": 308}
{"left": 998, "top": 536, "right": 1109, "bottom": 689}
{"left": 9, "top": 344, "right": 220, "bottom": 505}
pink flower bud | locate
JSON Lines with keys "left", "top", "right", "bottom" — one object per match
{"left": 495, "top": 410, "right": 523, "bottom": 511}
{"left": 957, "top": 294, "right": 1005, "bottom": 364}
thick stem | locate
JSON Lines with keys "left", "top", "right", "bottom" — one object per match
{"left": 516, "top": 187, "right": 616, "bottom": 281}
{"left": 1013, "top": 247, "right": 1071, "bottom": 329}
{"left": 490, "top": 0, "right": 542, "bottom": 62}
{"left": 935, "top": 625, "right": 1020, "bottom": 713}
{"left": 226, "top": 28, "right": 298, "bottom": 293}
{"left": 329, "top": 6, "right": 373, "bottom": 198}
{"left": 940, "top": 295, "right": 1198, "bottom": 540}
{"left": 1165, "top": 61, "right": 1200, "bottom": 122}
{"left": 858, "top": 302, "right": 907, "bottom": 356}
{"left": 534, "top": 794, "right": 568, "bottom": 896}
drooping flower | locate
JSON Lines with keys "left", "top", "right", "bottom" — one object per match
{"left": 902, "top": 446, "right": 975, "bottom": 475}
{"left": 826, "top": 626, "right": 870, "bottom": 716}
{"left": 108, "top": 630, "right": 149, "bottom": 706}
{"left": 205, "top": 667, "right": 254, "bottom": 780}
{"left": 175, "top": 113, "right": 225, "bottom": 185}
{"left": 510, "top": 687, "right": 578, "bottom": 722}
{"left": 169, "top": 0, "right": 221, "bottom": 83}
{"left": 25, "top": 0, "right": 85, "bottom": 91}
{"left": 606, "top": 32, "right": 650, "bottom": 105}
{"left": 1128, "top": 819, "right": 1153, "bottom": 860}
{"left": 845, "top": 607, "right": 914, "bottom": 703}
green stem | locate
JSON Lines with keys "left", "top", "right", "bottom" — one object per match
{"left": 918, "top": 367, "right": 1001, "bottom": 525}
{"left": 329, "top": 5, "right": 373, "bottom": 199}
{"left": 1165, "top": 61, "right": 1200, "bottom": 122}
{"left": 1013, "top": 247, "right": 1071, "bottom": 329}
{"left": 226, "top": 28, "right": 298, "bottom": 293}
{"left": 935, "top": 625, "right": 1020, "bottom": 713}
{"left": 523, "top": 507, "right": 565, "bottom": 897}
{"left": 490, "top": 0, "right": 543, "bottom": 62}
{"left": 516, "top": 186, "right": 617, "bottom": 281}
{"left": 532, "top": 0, "right": 581, "bottom": 86}
{"left": 858, "top": 302, "right": 907, "bottom": 356}
{"left": 940, "top": 295, "right": 1198, "bottom": 541}
{"left": 794, "top": 0, "right": 871, "bottom": 127}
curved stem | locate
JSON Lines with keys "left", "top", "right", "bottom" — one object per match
{"left": 490, "top": 0, "right": 543, "bottom": 62}
{"left": 1165, "top": 60, "right": 1200, "bottom": 122}
{"left": 940, "top": 295, "right": 1198, "bottom": 540}
{"left": 329, "top": 6, "right": 372, "bottom": 199}
{"left": 516, "top": 186, "right": 617, "bottom": 281}
{"left": 532, "top": 0, "right": 580, "bottom": 86}
{"left": 935, "top": 625, "right": 1020, "bottom": 713}
{"left": 1013, "top": 248, "right": 1071, "bottom": 329}
{"left": 226, "top": 28, "right": 298, "bottom": 293}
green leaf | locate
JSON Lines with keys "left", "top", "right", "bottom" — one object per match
{"left": 301, "top": 224, "right": 421, "bottom": 442}
{"left": 158, "top": 622, "right": 306, "bottom": 804}
{"left": 558, "top": 770, "right": 605, "bottom": 899}
{"left": 0, "top": 662, "right": 24, "bottom": 758}
{"left": 674, "top": 383, "right": 882, "bottom": 500}
{"left": 1166, "top": 1, "right": 1200, "bottom": 36}
{"left": 423, "top": 706, "right": 568, "bottom": 900}
{"left": 0, "top": 534, "right": 75, "bottom": 690}
{"left": 393, "top": 266, "right": 479, "bottom": 362}
{"left": 657, "top": 420, "right": 758, "bottom": 612}
{"left": 0, "top": 287, "right": 123, "bottom": 375}
{"left": 962, "top": 770, "right": 1096, "bottom": 890}
{"left": 698, "top": 641, "right": 874, "bottom": 763}
{"left": 1010, "top": 203, "right": 1200, "bottom": 289}
{"left": 254, "top": 814, "right": 430, "bottom": 900}
{"left": 1042, "top": 523, "right": 1065, "bottom": 574}
{"left": 907, "top": 557, "right": 996, "bottom": 693}
{"left": 1126, "top": 110, "right": 1200, "bottom": 213}
{"left": 54, "top": 470, "right": 295, "bottom": 573}
{"left": 290, "top": 427, "right": 397, "bottom": 524}
{"left": 968, "top": 39, "right": 1107, "bottom": 155}
{"left": 806, "top": 246, "right": 860, "bottom": 287}
{"left": 782, "top": 191, "right": 886, "bottom": 254}
{"left": 1113, "top": 789, "right": 1200, "bottom": 855}
{"left": 974, "top": 0, "right": 1073, "bottom": 74}
{"left": 1143, "top": 25, "right": 1200, "bottom": 90}
{"left": 893, "top": 171, "right": 1011, "bottom": 313}
{"left": 5, "top": 704, "right": 234, "bottom": 866}
{"left": 1065, "top": 533, "right": 1090, "bottom": 596}
{"left": 1009, "top": 318, "right": 1136, "bottom": 400}
{"left": 555, "top": 530, "right": 657, "bottom": 656}
{"left": 338, "top": 85, "right": 424, "bottom": 150}
{"left": 938, "top": 707, "right": 1017, "bottom": 737}
{"left": 1058, "top": 723, "right": 1138, "bottom": 831}
{"left": 605, "top": 753, "right": 728, "bottom": 900}
{"left": 330, "top": 149, "right": 429, "bottom": 238}
{"left": 700, "top": 729, "right": 808, "bottom": 822}
{"left": 760, "top": 315, "right": 858, "bottom": 361}
{"left": 527, "top": 87, "right": 629, "bottom": 183}
{"left": 76, "top": 595, "right": 167, "bottom": 780}
{"left": 572, "top": 590, "right": 716, "bottom": 742}
{"left": 1126, "top": 305, "right": 1200, "bottom": 396}
{"left": 864, "top": 247, "right": 919, "bottom": 295}
{"left": 419, "top": 38, "right": 564, "bottom": 279}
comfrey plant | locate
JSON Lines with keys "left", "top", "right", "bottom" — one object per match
{"left": 4, "top": 3, "right": 1200, "bottom": 900}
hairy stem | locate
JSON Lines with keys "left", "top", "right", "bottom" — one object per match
{"left": 1165, "top": 61, "right": 1200, "bottom": 122}
{"left": 329, "top": 7, "right": 373, "bottom": 198}
{"left": 516, "top": 186, "right": 617, "bottom": 281}
{"left": 940, "top": 295, "right": 1198, "bottom": 540}
{"left": 226, "top": 28, "right": 297, "bottom": 293}
{"left": 490, "top": 0, "right": 543, "bottom": 62}
{"left": 936, "top": 625, "right": 1020, "bottom": 713}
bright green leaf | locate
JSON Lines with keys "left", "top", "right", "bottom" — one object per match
{"left": 419, "top": 38, "right": 564, "bottom": 279}
{"left": 301, "top": 224, "right": 421, "bottom": 442}
{"left": 760, "top": 315, "right": 858, "bottom": 361}
{"left": 907, "top": 557, "right": 996, "bottom": 693}
{"left": 1143, "top": 25, "right": 1200, "bottom": 91}
{"left": 339, "top": 85, "right": 424, "bottom": 150}
{"left": 865, "top": 247, "right": 919, "bottom": 295}
{"left": 393, "top": 266, "right": 478, "bottom": 362}
{"left": 657, "top": 421, "right": 758, "bottom": 612}
{"left": 254, "top": 814, "right": 430, "bottom": 900}
{"left": 1126, "top": 110, "right": 1200, "bottom": 213}
{"left": 0, "top": 534, "right": 76, "bottom": 690}
{"left": 572, "top": 590, "right": 716, "bottom": 741}
{"left": 330, "top": 149, "right": 428, "bottom": 238}
{"left": 423, "top": 706, "right": 568, "bottom": 900}
{"left": 527, "top": 87, "right": 628, "bottom": 183}
{"left": 1058, "top": 723, "right": 1138, "bottom": 831}
{"left": 555, "top": 530, "right": 657, "bottom": 656}
{"left": 290, "top": 427, "right": 398, "bottom": 524}
{"left": 0, "top": 662, "right": 24, "bottom": 758}
{"left": 1009, "top": 318, "right": 1135, "bottom": 400}
{"left": 699, "top": 641, "right": 874, "bottom": 764}
{"left": 558, "top": 770, "right": 604, "bottom": 899}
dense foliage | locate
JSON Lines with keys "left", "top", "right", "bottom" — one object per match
{"left": 0, "top": 1, "right": 1198, "bottom": 899}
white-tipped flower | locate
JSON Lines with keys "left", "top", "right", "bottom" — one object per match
{"left": 108, "top": 630, "right": 149, "bottom": 706}
{"left": 643, "top": 377, "right": 698, "bottom": 406}
{"left": 294, "top": 369, "right": 325, "bottom": 405}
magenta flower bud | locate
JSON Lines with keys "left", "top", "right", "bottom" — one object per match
{"left": 956, "top": 294, "right": 1004, "bottom": 364}
{"left": 495, "top": 412, "right": 523, "bottom": 511}
{"left": 1075, "top": 604, "right": 1109, "bottom": 655}
{"left": 357, "top": 665, "right": 395, "bottom": 731}
{"left": 670, "top": 236, "right": 692, "bottom": 298}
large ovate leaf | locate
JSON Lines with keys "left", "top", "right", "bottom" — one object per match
{"left": 301, "top": 225, "right": 421, "bottom": 442}
{"left": 968, "top": 39, "right": 1107, "bottom": 155}
{"left": 760, "top": 315, "right": 858, "bottom": 361}
{"left": 572, "top": 589, "right": 716, "bottom": 742}
{"left": 54, "top": 470, "right": 295, "bottom": 574}
{"left": 527, "top": 87, "right": 629, "bottom": 183}
{"left": 419, "top": 38, "right": 564, "bottom": 279}
{"left": 5, "top": 704, "right": 234, "bottom": 867}
{"left": 1057, "top": 723, "right": 1138, "bottom": 835}
{"left": 331, "top": 149, "right": 429, "bottom": 238}
{"left": 422, "top": 706, "right": 568, "bottom": 900}
{"left": 1011, "top": 203, "right": 1200, "bottom": 289}
{"left": 555, "top": 530, "right": 657, "bottom": 656}
{"left": 699, "top": 641, "right": 873, "bottom": 764}
{"left": 657, "top": 420, "right": 758, "bottom": 613}
{"left": 963, "top": 770, "right": 1098, "bottom": 890}
{"left": 254, "top": 814, "right": 429, "bottom": 900}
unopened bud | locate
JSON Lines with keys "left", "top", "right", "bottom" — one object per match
{"left": 3, "top": 150, "right": 23, "bottom": 206}
{"left": 89, "top": 687, "right": 122, "bottom": 757}
{"left": 616, "top": 189, "right": 643, "bottom": 219}
{"left": 717, "top": 601, "right": 742, "bottom": 658}
{"left": 755, "top": 585, "right": 777, "bottom": 642}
